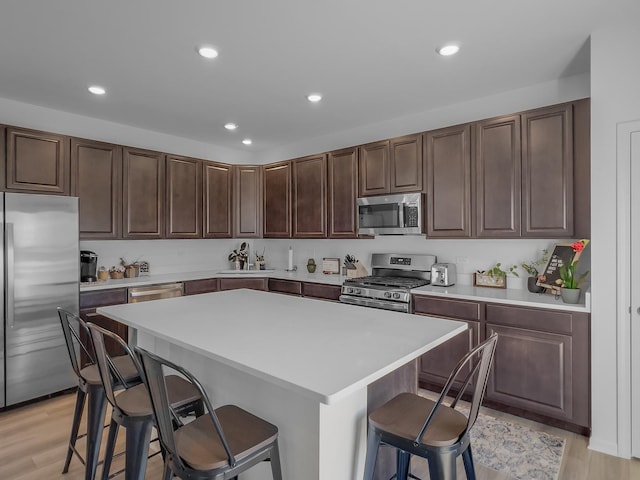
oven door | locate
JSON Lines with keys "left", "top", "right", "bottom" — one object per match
{"left": 339, "top": 294, "right": 410, "bottom": 313}
{"left": 357, "top": 193, "right": 422, "bottom": 235}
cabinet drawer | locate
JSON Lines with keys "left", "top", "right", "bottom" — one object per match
{"left": 80, "top": 288, "right": 128, "bottom": 309}
{"left": 219, "top": 278, "right": 267, "bottom": 291}
{"left": 268, "top": 278, "right": 302, "bottom": 296}
{"left": 412, "top": 295, "right": 482, "bottom": 321}
{"left": 486, "top": 303, "right": 573, "bottom": 335}
{"left": 184, "top": 278, "right": 219, "bottom": 295}
{"left": 302, "top": 282, "right": 342, "bottom": 301}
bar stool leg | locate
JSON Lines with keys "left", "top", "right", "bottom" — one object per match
{"left": 124, "top": 420, "right": 153, "bottom": 480}
{"left": 397, "top": 450, "right": 411, "bottom": 480}
{"left": 63, "top": 388, "right": 87, "bottom": 473}
{"left": 363, "top": 428, "right": 381, "bottom": 480}
{"left": 100, "top": 420, "right": 119, "bottom": 480}
{"left": 462, "top": 445, "right": 477, "bottom": 480}
{"left": 86, "top": 385, "right": 108, "bottom": 480}
{"left": 269, "top": 440, "right": 283, "bottom": 480}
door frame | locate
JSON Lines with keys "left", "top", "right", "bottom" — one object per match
{"left": 616, "top": 119, "right": 640, "bottom": 458}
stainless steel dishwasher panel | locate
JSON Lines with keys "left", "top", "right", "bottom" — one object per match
{"left": 127, "top": 283, "right": 184, "bottom": 303}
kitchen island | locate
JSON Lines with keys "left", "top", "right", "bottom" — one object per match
{"left": 97, "top": 289, "right": 466, "bottom": 480}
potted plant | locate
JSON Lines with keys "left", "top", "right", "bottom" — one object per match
{"left": 556, "top": 240, "right": 590, "bottom": 303}
{"left": 520, "top": 249, "right": 549, "bottom": 293}
{"left": 474, "top": 262, "right": 518, "bottom": 288}
{"left": 228, "top": 242, "right": 249, "bottom": 270}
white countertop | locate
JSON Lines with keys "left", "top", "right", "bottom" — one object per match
{"left": 97, "top": 289, "right": 466, "bottom": 404}
{"left": 411, "top": 284, "right": 591, "bottom": 313}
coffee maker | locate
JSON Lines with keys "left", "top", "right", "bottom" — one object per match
{"left": 80, "top": 250, "right": 98, "bottom": 282}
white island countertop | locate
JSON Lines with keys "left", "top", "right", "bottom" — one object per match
{"left": 97, "top": 289, "right": 466, "bottom": 405}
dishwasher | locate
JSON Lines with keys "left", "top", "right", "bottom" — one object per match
{"left": 127, "top": 282, "right": 184, "bottom": 303}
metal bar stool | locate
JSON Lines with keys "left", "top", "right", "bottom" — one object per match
{"left": 135, "top": 346, "right": 283, "bottom": 480}
{"left": 364, "top": 333, "right": 498, "bottom": 480}
{"left": 57, "top": 308, "right": 141, "bottom": 480}
{"left": 87, "top": 323, "right": 203, "bottom": 480}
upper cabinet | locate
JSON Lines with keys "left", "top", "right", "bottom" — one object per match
{"left": 359, "top": 135, "right": 423, "bottom": 197}
{"left": 122, "top": 147, "right": 165, "bottom": 239}
{"left": 71, "top": 138, "right": 122, "bottom": 239}
{"left": 263, "top": 161, "right": 291, "bottom": 238}
{"left": 292, "top": 154, "right": 327, "bottom": 238}
{"left": 328, "top": 147, "right": 358, "bottom": 238}
{"left": 233, "top": 165, "right": 262, "bottom": 238}
{"left": 5, "top": 127, "right": 70, "bottom": 195}
{"left": 425, "top": 124, "right": 472, "bottom": 238}
{"left": 475, "top": 115, "right": 522, "bottom": 238}
{"left": 390, "top": 134, "right": 423, "bottom": 193}
{"left": 359, "top": 140, "right": 389, "bottom": 196}
{"left": 203, "top": 161, "right": 232, "bottom": 238}
{"left": 166, "top": 155, "right": 202, "bottom": 239}
{"left": 522, "top": 103, "right": 574, "bottom": 237}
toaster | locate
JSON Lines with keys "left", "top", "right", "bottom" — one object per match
{"left": 431, "top": 263, "right": 457, "bottom": 286}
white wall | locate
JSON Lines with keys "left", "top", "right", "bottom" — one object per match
{"left": 0, "top": 97, "right": 253, "bottom": 165}
{"left": 589, "top": 23, "right": 640, "bottom": 457}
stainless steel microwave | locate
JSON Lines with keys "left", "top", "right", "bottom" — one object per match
{"left": 357, "top": 193, "right": 423, "bottom": 235}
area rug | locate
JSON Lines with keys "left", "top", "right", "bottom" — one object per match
{"left": 465, "top": 408, "right": 566, "bottom": 480}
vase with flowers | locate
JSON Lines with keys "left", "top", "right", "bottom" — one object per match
{"left": 557, "top": 239, "right": 590, "bottom": 303}
{"left": 228, "top": 242, "right": 249, "bottom": 270}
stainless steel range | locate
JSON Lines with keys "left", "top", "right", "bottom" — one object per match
{"left": 339, "top": 253, "right": 436, "bottom": 313}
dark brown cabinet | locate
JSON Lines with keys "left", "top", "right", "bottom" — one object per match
{"left": 327, "top": 147, "right": 358, "bottom": 238}
{"left": 292, "top": 154, "right": 327, "bottom": 238}
{"left": 302, "top": 282, "right": 342, "bottom": 301}
{"left": 184, "top": 278, "right": 219, "bottom": 295}
{"left": 166, "top": 155, "right": 202, "bottom": 239}
{"left": 359, "top": 140, "right": 389, "bottom": 196}
{"left": 424, "top": 124, "right": 472, "bottom": 237}
{"left": 413, "top": 295, "right": 482, "bottom": 389}
{"left": 203, "top": 162, "right": 232, "bottom": 238}
{"left": 79, "top": 288, "right": 128, "bottom": 367}
{"left": 5, "top": 127, "right": 70, "bottom": 194}
{"left": 521, "top": 104, "right": 574, "bottom": 237}
{"left": 390, "top": 134, "right": 423, "bottom": 193}
{"left": 218, "top": 277, "right": 267, "bottom": 291}
{"left": 485, "top": 303, "right": 589, "bottom": 431}
{"left": 234, "top": 165, "right": 262, "bottom": 238}
{"left": 268, "top": 278, "right": 302, "bottom": 296}
{"left": 122, "top": 147, "right": 165, "bottom": 238}
{"left": 71, "top": 138, "right": 122, "bottom": 239}
{"left": 263, "top": 161, "right": 291, "bottom": 238}
{"left": 475, "top": 115, "right": 521, "bottom": 238}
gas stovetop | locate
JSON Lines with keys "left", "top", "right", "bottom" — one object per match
{"left": 344, "top": 275, "right": 430, "bottom": 289}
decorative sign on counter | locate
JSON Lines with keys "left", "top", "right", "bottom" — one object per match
{"left": 322, "top": 258, "right": 340, "bottom": 274}
{"left": 537, "top": 242, "right": 585, "bottom": 291}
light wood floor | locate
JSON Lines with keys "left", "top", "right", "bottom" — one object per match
{"left": 0, "top": 390, "right": 638, "bottom": 480}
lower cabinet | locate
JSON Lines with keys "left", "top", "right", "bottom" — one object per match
{"left": 79, "top": 288, "right": 128, "bottom": 367}
{"left": 302, "top": 282, "right": 341, "bottom": 301}
{"left": 413, "top": 296, "right": 481, "bottom": 390}
{"left": 184, "top": 278, "right": 219, "bottom": 295}
{"left": 218, "top": 277, "right": 268, "bottom": 291}
{"left": 268, "top": 278, "right": 302, "bottom": 296}
{"left": 484, "top": 303, "right": 589, "bottom": 431}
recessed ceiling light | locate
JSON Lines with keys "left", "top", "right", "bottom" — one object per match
{"left": 197, "top": 46, "right": 219, "bottom": 59}
{"left": 88, "top": 85, "right": 106, "bottom": 95}
{"left": 437, "top": 44, "right": 460, "bottom": 56}
{"left": 242, "top": 139, "right": 252, "bottom": 145}
{"left": 307, "top": 93, "right": 322, "bottom": 103}
{"left": 224, "top": 123, "right": 238, "bottom": 131}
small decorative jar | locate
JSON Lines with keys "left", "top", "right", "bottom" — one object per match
{"left": 307, "top": 258, "right": 317, "bottom": 273}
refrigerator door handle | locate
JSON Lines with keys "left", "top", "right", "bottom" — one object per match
{"left": 6, "top": 223, "right": 14, "bottom": 328}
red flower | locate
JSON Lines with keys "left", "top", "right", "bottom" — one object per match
{"left": 571, "top": 240, "right": 586, "bottom": 253}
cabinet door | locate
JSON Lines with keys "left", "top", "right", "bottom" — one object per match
{"left": 359, "top": 140, "right": 390, "bottom": 196}
{"left": 302, "top": 282, "right": 342, "bottom": 301}
{"left": 292, "top": 154, "right": 327, "bottom": 238}
{"left": 522, "top": 104, "right": 573, "bottom": 237}
{"left": 123, "top": 147, "right": 165, "bottom": 238}
{"left": 268, "top": 278, "right": 302, "bottom": 296}
{"left": 233, "top": 165, "right": 262, "bottom": 238}
{"left": 166, "top": 155, "right": 202, "bottom": 238}
{"left": 203, "top": 162, "right": 232, "bottom": 238}
{"left": 218, "top": 278, "right": 267, "bottom": 291}
{"left": 390, "top": 134, "right": 423, "bottom": 193}
{"left": 475, "top": 116, "right": 521, "bottom": 237}
{"left": 184, "top": 278, "right": 219, "bottom": 295}
{"left": 263, "top": 161, "right": 291, "bottom": 238}
{"left": 6, "top": 127, "right": 69, "bottom": 194}
{"left": 71, "top": 139, "right": 122, "bottom": 239}
{"left": 425, "top": 124, "right": 472, "bottom": 237}
{"left": 572, "top": 98, "right": 591, "bottom": 239}
{"left": 328, "top": 147, "right": 358, "bottom": 238}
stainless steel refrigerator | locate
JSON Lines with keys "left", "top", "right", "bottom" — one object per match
{"left": 1, "top": 193, "right": 79, "bottom": 407}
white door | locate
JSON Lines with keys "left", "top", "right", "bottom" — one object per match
{"left": 631, "top": 128, "right": 640, "bottom": 458}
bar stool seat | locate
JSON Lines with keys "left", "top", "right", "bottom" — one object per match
{"left": 80, "top": 356, "right": 140, "bottom": 385}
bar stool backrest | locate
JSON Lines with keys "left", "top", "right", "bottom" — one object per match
{"left": 57, "top": 307, "right": 95, "bottom": 379}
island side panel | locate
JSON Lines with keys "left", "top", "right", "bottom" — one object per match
{"left": 367, "top": 359, "right": 418, "bottom": 480}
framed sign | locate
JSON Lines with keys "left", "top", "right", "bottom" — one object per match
{"left": 537, "top": 243, "right": 584, "bottom": 291}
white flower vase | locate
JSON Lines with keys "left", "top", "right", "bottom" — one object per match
{"left": 235, "top": 260, "right": 241, "bottom": 270}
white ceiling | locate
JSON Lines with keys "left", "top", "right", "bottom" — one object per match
{"left": 0, "top": 1, "right": 633, "bottom": 155}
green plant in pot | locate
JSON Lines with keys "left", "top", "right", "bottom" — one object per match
{"left": 521, "top": 248, "right": 549, "bottom": 293}
{"left": 475, "top": 262, "right": 518, "bottom": 288}
{"left": 556, "top": 240, "right": 589, "bottom": 303}
{"left": 228, "top": 242, "right": 249, "bottom": 269}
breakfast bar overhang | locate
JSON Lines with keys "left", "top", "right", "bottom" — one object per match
{"left": 97, "top": 289, "right": 466, "bottom": 480}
